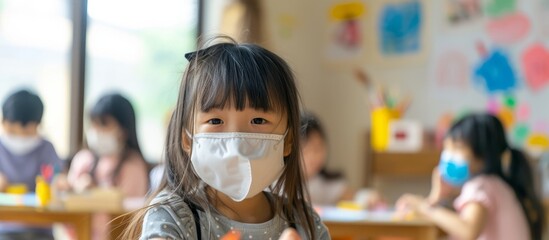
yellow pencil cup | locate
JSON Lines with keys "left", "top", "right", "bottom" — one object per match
{"left": 35, "top": 176, "right": 51, "bottom": 207}
{"left": 371, "top": 107, "right": 400, "bottom": 151}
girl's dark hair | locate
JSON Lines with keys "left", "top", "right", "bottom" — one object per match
{"left": 2, "top": 89, "right": 44, "bottom": 125}
{"left": 300, "top": 111, "right": 343, "bottom": 180}
{"left": 88, "top": 93, "right": 147, "bottom": 184}
{"left": 122, "top": 36, "right": 315, "bottom": 239}
{"left": 447, "top": 113, "right": 545, "bottom": 240}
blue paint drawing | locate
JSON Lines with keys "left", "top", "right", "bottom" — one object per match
{"left": 473, "top": 50, "right": 518, "bottom": 94}
{"left": 379, "top": 1, "right": 422, "bottom": 55}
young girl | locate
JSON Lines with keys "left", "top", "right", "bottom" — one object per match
{"left": 397, "top": 113, "right": 544, "bottom": 240}
{"left": 67, "top": 93, "right": 149, "bottom": 240}
{"left": 122, "top": 37, "right": 329, "bottom": 240}
{"left": 301, "top": 112, "right": 384, "bottom": 209}
{"left": 300, "top": 112, "right": 352, "bottom": 205}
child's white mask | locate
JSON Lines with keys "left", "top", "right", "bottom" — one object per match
{"left": 0, "top": 134, "right": 41, "bottom": 156}
{"left": 189, "top": 131, "right": 286, "bottom": 202}
{"left": 86, "top": 129, "right": 120, "bottom": 157}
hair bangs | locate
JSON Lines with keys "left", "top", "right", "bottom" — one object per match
{"left": 194, "top": 44, "right": 288, "bottom": 113}
{"left": 90, "top": 103, "right": 112, "bottom": 126}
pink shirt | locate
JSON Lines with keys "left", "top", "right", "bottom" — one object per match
{"left": 67, "top": 149, "right": 149, "bottom": 240}
{"left": 454, "top": 175, "right": 530, "bottom": 240}
{"left": 67, "top": 149, "right": 148, "bottom": 197}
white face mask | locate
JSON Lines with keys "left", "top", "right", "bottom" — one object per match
{"left": 189, "top": 131, "right": 286, "bottom": 202}
{"left": 0, "top": 135, "right": 41, "bottom": 156}
{"left": 86, "top": 129, "right": 120, "bottom": 157}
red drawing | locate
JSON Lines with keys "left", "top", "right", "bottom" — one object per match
{"left": 521, "top": 43, "right": 549, "bottom": 91}
{"left": 486, "top": 13, "right": 531, "bottom": 45}
{"left": 436, "top": 50, "right": 469, "bottom": 89}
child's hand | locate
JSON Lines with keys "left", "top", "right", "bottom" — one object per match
{"left": 279, "top": 228, "right": 301, "bottom": 240}
{"left": 355, "top": 189, "right": 388, "bottom": 210}
{"left": 52, "top": 173, "right": 71, "bottom": 192}
{"left": 73, "top": 174, "right": 93, "bottom": 193}
{"left": 428, "top": 167, "right": 460, "bottom": 204}
{"left": 395, "top": 194, "right": 428, "bottom": 219}
{"left": 0, "top": 173, "right": 8, "bottom": 192}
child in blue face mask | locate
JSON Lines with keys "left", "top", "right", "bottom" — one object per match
{"left": 0, "top": 89, "right": 62, "bottom": 240}
{"left": 396, "top": 113, "right": 544, "bottom": 240}
{"left": 121, "top": 37, "right": 330, "bottom": 240}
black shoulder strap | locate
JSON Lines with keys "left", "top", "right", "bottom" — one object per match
{"left": 185, "top": 199, "right": 202, "bottom": 239}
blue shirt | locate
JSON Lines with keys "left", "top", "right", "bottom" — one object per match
{"left": 0, "top": 137, "right": 62, "bottom": 235}
{"left": 0, "top": 138, "right": 61, "bottom": 190}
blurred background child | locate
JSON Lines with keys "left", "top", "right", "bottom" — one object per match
{"left": 301, "top": 112, "right": 384, "bottom": 209}
{"left": 0, "top": 89, "right": 62, "bottom": 240}
{"left": 397, "top": 113, "right": 544, "bottom": 240}
{"left": 66, "top": 93, "right": 149, "bottom": 240}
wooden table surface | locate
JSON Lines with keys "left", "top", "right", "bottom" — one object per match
{"left": 324, "top": 218, "right": 441, "bottom": 240}
{"left": 0, "top": 205, "right": 93, "bottom": 240}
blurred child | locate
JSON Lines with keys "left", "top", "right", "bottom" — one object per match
{"left": 301, "top": 112, "right": 384, "bottom": 209}
{"left": 122, "top": 37, "right": 329, "bottom": 239}
{"left": 300, "top": 112, "right": 352, "bottom": 205}
{"left": 0, "top": 89, "right": 62, "bottom": 240}
{"left": 67, "top": 93, "right": 149, "bottom": 240}
{"left": 397, "top": 113, "right": 544, "bottom": 240}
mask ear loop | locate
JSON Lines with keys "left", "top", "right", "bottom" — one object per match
{"left": 274, "top": 129, "right": 290, "bottom": 150}
{"left": 185, "top": 130, "right": 199, "bottom": 148}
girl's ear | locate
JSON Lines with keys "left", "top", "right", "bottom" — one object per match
{"left": 182, "top": 131, "right": 192, "bottom": 154}
{"left": 283, "top": 133, "right": 293, "bottom": 157}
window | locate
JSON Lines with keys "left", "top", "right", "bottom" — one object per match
{"left": 0, "top": 0, "right": 199, "bottom": 161}
{"left": 0, "top": 0, "right": 72, "bottom": 157}
{"left": 85, "top": 0, "right": 198, "bottom": 162}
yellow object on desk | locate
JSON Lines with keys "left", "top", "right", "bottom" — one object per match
{"left": 337, "top": 201, "right": 363, "bottom": 211}
{"left": 6, "top": 184, "right": 28, "bottom": 194}
{"left": 371, "top": 107, "right": 400, "bottom": 151}
{"left": 35, "top": 176, "right": 51, "bottom": 207}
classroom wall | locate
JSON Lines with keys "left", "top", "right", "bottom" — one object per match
{"left": 203, "top": 0, "right": 431, "bottom": 199}
{"left": 205, "top": 0, "right": 549, "bottom": 202}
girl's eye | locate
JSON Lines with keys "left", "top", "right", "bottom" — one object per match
{"left": 207, "top": 118, "right": 223, "bottom": 125}
{"left": 251, "top": 118, "right": 267, "bottom": 125}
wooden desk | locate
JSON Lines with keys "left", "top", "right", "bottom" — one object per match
{"left": 0, "top": 206, "right": 92, "bottom": 240}
{"left": 325, "top": 219, "right": 440, "bottom": 240}
{"left": 364, "top": 132, "right": 441, "bottom": 185}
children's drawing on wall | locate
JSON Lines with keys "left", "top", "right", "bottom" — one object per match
{"left": 429, "top": 39, "right": 477, "bottom": 97}
{"left": 521, "top": 43, "right": 549, "bottom": 92}
{"left": 485, "top": 12, "right": 530, "bottom": 45}
{"left": 446, "top": 0, "right": 482, "bottom": 25}
{"left": 277, "top": 13, "right": 297, "bottom": 39}
{"left": 378, "top": 1, "right": 422, "bottom": 56}
{"left": 483, "top": 0, "right": 516, "bottom": 18}
{"left": 473, "top": 43, "right": 518, "bottom": 94}
{"left": 326, "top": 1, "right": 365, "bottom": 61}
{"left": 434, "top": 50, "right": 470, "bottom": 90}
{"left": 484, "top": 94, "right": 549, "bottom": 156}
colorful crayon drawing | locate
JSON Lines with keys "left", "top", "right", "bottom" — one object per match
{"left": 484, "top": 0, "right": 516, "bottom": 18}
{"left": 378, "top": 1, "right": 422, "bottom": 55}
{"left": 485, "top": 13, "right": 530, "bottom": 45}
{"left": 521, "top": 43, "right": 549, "bottom": 92}
{"left": 326, "top": 1, "right": 365, "bottom": 60}
{"left": 473, "top": 50, "right": 518, "bottom": 94}
{"left": 435, "top": 50, "right": 470, "bottom": 90}
{"left": 446, "top": 0, "right": 482, "bottom": 25}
